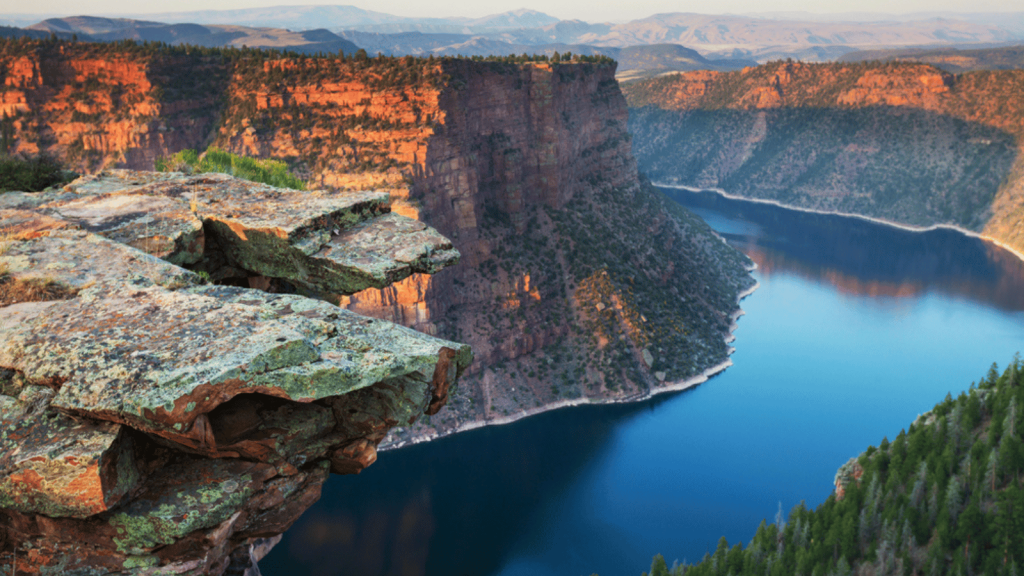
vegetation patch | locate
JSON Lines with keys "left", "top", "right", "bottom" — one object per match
{"left": 641, "top": 356, "right": 1024, "bottom": 576}
{"left": 0, "top": 155, "right": 76, "bottom": 193}
{"left": 0, "top": 269, "right": 78, "bottom": 306}
{"left": 156, "top": 147, "right": 306, "bottom": 190}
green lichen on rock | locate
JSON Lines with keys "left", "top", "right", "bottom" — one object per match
{"left": 0, "top": 229, "right": 202, "bottom": 291}
{"left": 0, "top": 169, "right": 471, "bottom": 575}
{"left": 311, "top": 212, "right": 460, "bottom": 291}
{"left": 107, "top": 458, "right": 267, "bottom": 554}
{"left": 0, "top": 280, "right": 469, "bottom": 442}
{"left": 47, "top": 192, "right": 205, "bottom": 265}
{"left": 0, "top": 384, "right": 140, "bottom": 519}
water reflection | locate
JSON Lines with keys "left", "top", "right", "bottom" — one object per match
{"left": 665, "top": 188, "right": 1024, "bottom": 311}
{"left": 260, "top": 400, "right": 662, "bottom": 576}
{"left": 262, "top": 190, "right": 1024, "bottom": 576}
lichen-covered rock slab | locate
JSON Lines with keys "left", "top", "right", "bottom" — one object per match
{"left": 0, "top": 230, "right": 200, "bottom": 291}
{"left": 108, "top": 457, "right": 278, "bottom": 556}
{"left": 47, "top": 192, "right": 204, "bottom": 265}
{"left": 313, "top": 212, "right": 460, "bottom": 291}
{"left": 0, "top": 277, "right": 470, "bottom": 458}
{"left": 0, "top": 385, "right": 139, "bottom": 519}
{"left": 62, "top": 169, "right": 192, "bottom": 197}
{"left": 59, "top": 169, "right": 460, "bottom": 295}
{"left": 0, "top": 209, "right": 70, "bottom": 240}
{"left": 0, "top": 191, "right": 77, "bottom": 211}
{"left": 0, "top": 457, "right": 329, "bottom": 575}
{"left": 0, "top": 169, "right": 472, "bottom": 575}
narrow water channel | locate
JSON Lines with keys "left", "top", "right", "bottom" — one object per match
{"left": 261, "top": 188, "right": 1024, "bottom": 576}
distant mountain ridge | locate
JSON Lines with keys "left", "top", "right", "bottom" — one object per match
{"left": 6, "top": 7, "right": 1024, "bottom": 72}
{"left": 17, "top": 7, "right": 1021, "bottom": 63}
{"left": 27, "top": 16, "right": 359, "bottom": 55}
{"left": 119, "top": 5, "right": 559, "bottom": 34}
{"left": 333, "top": 33, "right": 755, "bottom": 75}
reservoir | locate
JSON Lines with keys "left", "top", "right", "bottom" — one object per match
{"left": 260, "top": 188, "right": 1024, "bottom": 576}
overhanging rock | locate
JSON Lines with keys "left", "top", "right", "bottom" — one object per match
{"left": 56, "top": 170, "right": 459, "bottom": 293}
{"left": 0, "top": 171, "right": 471, "bottom": 575}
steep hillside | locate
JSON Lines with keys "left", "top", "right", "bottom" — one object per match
{"left": 624, "top": 60, "right": 1024, "bottom": 255}
{"left": 641, "top": 356, "right": 1024, "bottom": 576}
{"left": 0, "top": 39, "right": 232, "bottom": 170}
{"left": 0, "top": 26, "right": 78, "bottom": 41}
{"left": 0, "top": 38, "right": 755, "bottom": 446}
{"left": 615, "top": 44, "right": 755, "bottom": 78}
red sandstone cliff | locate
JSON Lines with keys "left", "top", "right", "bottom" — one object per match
{"left": 0, "top": 42, "right": 228, "bottom": 170}
{"left": 1, "top": 41, "right": 755, "bottom": 445}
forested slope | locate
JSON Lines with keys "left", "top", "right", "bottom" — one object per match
{"left": 641, "top": 356, "right": 1024, "bottom": 576}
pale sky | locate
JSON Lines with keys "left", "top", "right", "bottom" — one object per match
{"left": 0, "top": 0, "right": 1019, "bottom": 23}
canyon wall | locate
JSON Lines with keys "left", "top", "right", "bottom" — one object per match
{"left": 0, "top": 41, "right": 229, "bottom": 169}
{"left": 624, "top": 61, "right": 1024, "bottom": 256}
{"left": 0, "top": 39, "right": 755, "bottom": 446}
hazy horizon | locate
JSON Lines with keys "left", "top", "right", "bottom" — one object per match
{"left": 1, "top": 2, "right": 1022, "bottom": 26}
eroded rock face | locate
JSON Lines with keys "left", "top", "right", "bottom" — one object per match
{"left": 623, "top": 60, "right": 1024, "bottom": 254}
{"left": 0, "top": 171, "right": 470, "bottom": 575}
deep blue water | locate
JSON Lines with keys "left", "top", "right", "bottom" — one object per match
{"left": 261, "top": 189, "right": 1024, "bottom": 576}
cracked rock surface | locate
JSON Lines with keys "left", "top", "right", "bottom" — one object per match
{"left": 0, "top": 171, "right": 471, "bottom": 575}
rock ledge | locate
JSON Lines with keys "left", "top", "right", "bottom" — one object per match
{"left": 0, "top": 171, "right": 470, "bottom": 575}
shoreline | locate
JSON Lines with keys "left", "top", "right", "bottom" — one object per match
{"left": 382, "top": 276, "right": 761, "bottom": 452}
{"left": 657, "top": 182, "right": 1024, "bottom": 265}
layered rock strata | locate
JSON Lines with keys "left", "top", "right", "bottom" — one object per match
{"left": 0, "top": 171, "right": 470, "bottom": 574}
{"left": 207, "top": 57, "right": 755, "bottom": 446}
{"left": 623, "top": 60, "right": 1024, "bottom": 256}
{"left": 0, "top": 40, "right": 755, "bottom": 448}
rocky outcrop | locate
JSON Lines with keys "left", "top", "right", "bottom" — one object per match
{"left": 1, "top": 39, "right": 755, "bottom": 448}
{"left": 833, "top": 457, "right": 864, "bottom": 501}
{"left": 624, "top": 60, "right": 1024, "bottom": 256}
{"left": 209, "top": 57, "right": 755, "bottom": 446}
{"left": 0, "top": 171, "right": 470, "bottom": 574}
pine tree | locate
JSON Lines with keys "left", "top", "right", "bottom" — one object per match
{"left": 648, "top": 554, "right": 669, "bottom": 576}
{"left": 946, "top": 475, "right": 963, "bottom": 523}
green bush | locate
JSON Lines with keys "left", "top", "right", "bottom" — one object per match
{"left": 156, "top": 147, "right": 305, "bottom": 190}
{"left": 0, "top": 155, "right": 76, "bottom": 192}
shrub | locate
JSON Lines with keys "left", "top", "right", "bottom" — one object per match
{"left": 0, "top": 155, "right": 76, "bottom": 192}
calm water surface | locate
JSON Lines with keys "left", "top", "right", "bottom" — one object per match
{"left": 261, "top": 189, "right": 1024, "bottom": 576}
